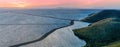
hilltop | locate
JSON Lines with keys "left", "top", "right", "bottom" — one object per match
{"left": 81, "top": 10, "right": 120, "bottom": 23}
{"left": 73, "top": 10, "right": 120, "bottom": 47}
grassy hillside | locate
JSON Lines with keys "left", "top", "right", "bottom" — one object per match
{"left": 73, "top": 18, "right": 120, "bottom": 47}
{"left": 103, "top": 41, "right": 120, "bottom": 47}
{"left": 81, "top": 10, "right": 120, "bottom": 23}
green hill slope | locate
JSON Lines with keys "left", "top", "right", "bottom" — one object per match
{"left": 81, "top": 10, "right": 120, "bottom": 23}
{"left": 73, "top": 18, "right": 120, "bottom": 47}
{"left": 103, "top": 41, "right": 120, "bottom": 47}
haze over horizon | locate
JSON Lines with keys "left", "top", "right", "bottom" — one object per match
{"left": 0, "top": 0, "right": 120, "bottom": 9}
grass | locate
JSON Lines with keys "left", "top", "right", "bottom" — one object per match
{"left": 73, "top": 18, "right": 120, "bottom": 47}
{"left": 103, "top": 41, "right": 120, "bottom": 47}
{"left": 81, "top": 10, "right": 120, "bottom": 23}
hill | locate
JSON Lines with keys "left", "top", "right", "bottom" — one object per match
{"left": 103, "top": 41, "right": 120, "bottom": 47}
{"left": 73, "top": 18, "right": 120, "bottom": 47}
{"left": 81, "top": 10, "right": 120, "bottom": 23}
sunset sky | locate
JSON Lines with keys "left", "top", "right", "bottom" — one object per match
{"left": 0, "top": 0, "right": 120, "bottom": 9}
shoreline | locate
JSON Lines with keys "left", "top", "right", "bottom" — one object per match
{"left": 10, "top": 20, "right": 76, "bottom": 47}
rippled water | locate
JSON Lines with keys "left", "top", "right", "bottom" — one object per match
{"left": 0, "top": 9, "right": 99, "bottom": 47}
{"left": 8, "top": 9, "right": 99, "bottom": 20}
{"left": 21, "top": 21, "right": 90, "bottom": 47}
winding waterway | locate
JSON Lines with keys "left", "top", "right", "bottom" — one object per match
{"left": 20, "top": 21, "right": 89, "bottom": 47}
{"left": 0, "top": 9, "right": 99, "bottom": 47}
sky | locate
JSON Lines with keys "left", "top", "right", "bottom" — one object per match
{"left": 0, "top": 0, "right": 120, "bottom": 9}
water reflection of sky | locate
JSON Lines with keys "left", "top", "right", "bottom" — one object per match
{"left": 0, "top": 9, "right": 98, "bottom": 47}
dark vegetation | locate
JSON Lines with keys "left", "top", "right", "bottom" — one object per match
{"left": 73, "top": 10, "right": 120, "bottom": 47}
{"left": 81, "top": 10, "right": 120, "bottom": 23}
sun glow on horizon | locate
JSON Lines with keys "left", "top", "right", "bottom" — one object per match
{"left": 10, "top": 2, "right": 29, "bottom": 8}
{"left": 0, "top": 0, "right": 120, "bottom": 9}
